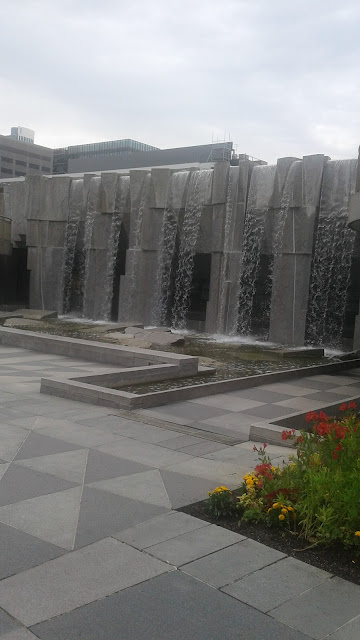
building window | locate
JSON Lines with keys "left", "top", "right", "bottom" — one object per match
{"left": 1, "top": 157, "right": 13, "bottom": 164}
{"left": 15, "top": 170, "right": 26, "bottom": 177}
{"left": 15, "top": 160, "right": 27, "bottom": 167}
{"left": 1, "top": 167, "right": 13, "bottom": 175}
{"left": 42, "top": 166, "right": 50, "bottom": 173}
{"left": 29, "top": 163, "right": 40, "bottom": 170}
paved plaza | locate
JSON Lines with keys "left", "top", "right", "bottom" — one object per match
{"left": 0, "top": 344, "right": 359, "bottom": 638}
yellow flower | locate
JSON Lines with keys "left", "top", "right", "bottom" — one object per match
{"left": 246, "top": 479, "right": 254, "bottom": 487}
{"left": 281, "top": 508, "right": 287, "bottom": 515}
{"left": 270, "top": 466, "right": 275, "bottom": 471}
{"left": 278, "top": 514, "right": 285, "bottom": 521}
{"left": 355, "top": 531, "right": 360, "bottom": 537}
{"left": 287, "top": 506, "right": 294, "bottom": 512}
{"left": 272, "top": 502, "right": 280, "bottom": 508}
{"left": 219, "top": 486, "right": 229, "bottom": 491}
{"left": 267, "top": 508, "right": 272, "bottom": 513}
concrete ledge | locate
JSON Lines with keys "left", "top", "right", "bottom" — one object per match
{"left": 0, "top": 327, "right": 198, "bottom": 373}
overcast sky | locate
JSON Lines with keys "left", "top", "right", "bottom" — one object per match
{"left": 1, "top": 0, "right": 360, "bottom": 163}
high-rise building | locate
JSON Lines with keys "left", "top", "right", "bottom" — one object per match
{"left": 53, "top": 138, "right": 160, "bottom": 174}
{"left": 0, "top": 132, "right": 53, "bottom": 179}
{"left": 10, "top": 126, "right": 35, "bottom": 144}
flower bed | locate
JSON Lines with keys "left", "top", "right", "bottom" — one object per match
{"left": 181, "top": 402, "right": 360, "bottom": 584}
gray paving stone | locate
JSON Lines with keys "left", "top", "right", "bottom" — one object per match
{"left": 227, "top": 387, "right": 296, "bottom": 402}
{"left": 301, "top": 377, "right": 348, "bottom": 390}
{"left": 159, "top": 469, "right": 219, "bottom": 508}
{"left": 97, "top": 438, "right": 193, "bottom": 469}
{"left": 84, "top": 449, "right": 152, "bottom": 483}
{"left": 157, "top": 435, "right": 205, "bottom": 450}
{"left": 88, "top": 469, "right": 172, "bottom": 508}
{"left": 0, "top": 424, "right": 29, "bottom": 462}
{"left": 0, "top": 537, "right": 172, "bottom": 627}
{"left": 0, "top": 465, "right": 77, "bottom": 507}
{"left": 14, "top": 432, "right": 83, "bottom": 460}
{"left": 221, "top": 557, "right": 330, "bottom": 611}
{"left": 30, "top": 570, "right": 311, "bottom": 640}
{"left": 269, "top": 576, "right": 360, "bottom": 639}
{"left": 260, "top": 383, "right": 315, "bottom": 396}
{"left": 146, "top": 524, "right": 243, "bottom": 566}
{"left": 152, "top": 401, "right": 232, "bottom": 421}
{"left": 0, "top": 487, "right": 83, "bottom": 549}
{"left": 0, "top": 609, "right": 21, "bottom": 636}
{"left": 326, "top": 614, "right": 360, "bottom": 639}
{"left": 190, "top": 395, "right": 266, "bottom": 412}
{"left": 183, "top": 538, "right": 285, "bottom": 587}
{"left": 115, "top": 511, "right": 208, "bottom": 549}
{"left": 33, "top": 421, "right": 123, "bottom": 448}
{"left": 305, "top": 391, "right": 357, "bottom": 404}
{"left": 274, "top": 397, "right": 326, "bottom": 410}
{"left": 237, "top": 403, "right": 296, "bottom": 419}
{"left": 15, "top": 449, "right": 89, "bottom": 484}
{"left": 1, "top": 627, "right": 39, "bottom": 638}
{"left": 0, "top": 522, "right": 65, "bottom": 579}
{"left": 179, "top": 441, "right": 227, "bottom": 456}
{"left": 74, "top": 486, "right": 169, "bottom": 548}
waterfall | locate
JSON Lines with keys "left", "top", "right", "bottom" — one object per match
{"left": 61, "top": 178, "right": 84, "bottom": 314}
{"left": 151, "top": 170, "right": 190, "bottom": 326}
{"left": 102, "top": 175, "right": 130, "bottom": 320}
{"left": 216, "top": 165, "right": 238, "bottom": 333}
{"left": 232, "top": 164, "right": 277, "bottom": 335}
{"left": 82, "top": 176, "right": 101, "bottom": 317}
{"left": 122, "top": 172, "right": 151, "bottom": 320}
{"left": 171, "top": 169, "right": 212, "bottom": 330}
{"left": 306, "top": 159, "right": 357, "bottom": 347}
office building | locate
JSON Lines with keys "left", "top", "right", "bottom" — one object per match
{"left": 0, "top": 133, "right": 53, "bottom": 179}
{"left": 10, "top": 126, "right": 35, "bottom": 144}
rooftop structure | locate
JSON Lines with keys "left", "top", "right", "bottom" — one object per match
{"left": 0, "top": 134, "right": 53, "bottom": 179}
{"left": 10, "top": 126, "right": 35, "bottom": 144}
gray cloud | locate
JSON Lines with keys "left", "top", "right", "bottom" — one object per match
{"left": 1, "top": 0, "right": 359, "bottom": 162}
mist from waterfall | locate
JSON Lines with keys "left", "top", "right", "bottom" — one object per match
{"left": 306, "top": 159, "right": 357, "bottom": 347}
{"left": 171, "top": 169, "right": 212, "bottom": 330}
{"left": 151, "top": 170, "right": 190, "bottom": 327}
{"left": 232, "top": 164, "right": 277, "bottom": 335}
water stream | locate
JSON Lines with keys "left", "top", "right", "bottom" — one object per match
{"left": 61, "top": 178, "right": 84, "bottom": 314}
{"left": 306, "top": 159, "right": 357, "bottom": 347}
{"left": 151, "top": 170, "right": 190, "bottom": 326}
{"left": 232, "top": 164, "right": 277, "bottom": 335}
{"left": 171, "top": 169, "right": 212, "bottom": 329}
{"left": 82, "top": 176, "right": 101, "bottom": 317}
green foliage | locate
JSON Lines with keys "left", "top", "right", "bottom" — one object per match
{"left": 207, "top": 486, "right": 236, "bottom": 519}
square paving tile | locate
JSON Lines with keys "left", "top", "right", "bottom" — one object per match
{"left": 97, "top": 438, "right": 193, "bottom": 469}
{"left": 326, "top": 385, "right": 360, "bottom": 396}
{"left": 0, "top": 424, "right": 29, "bottom": 462}
{"left": 115, "top": 511, "right": 208, "bottom": 549}
{"left": 84, "top": 449, "right": 152, "bottom": 483}
{"left": 30, "top": 570, "right": 310, "bottom": 640}
{"left": 269, "top": 576, "right": 360, "bottom": 639}
{"left": 237, "top": 403, "right": 295, "bottom": 419}
{"left": 33, "top": 422, "right": 123, "bottom": 448}
{"left": 0, "top": 537, "right": 172, "bottom": 627}
{"left": 74, "top": 486, "right": 169, "bottom": 548}
{"left": 259, "top": 383, "right": 315, "bottom": 396}
{"left": 157, "top": 435, "right": 205, "bottom": 450}
{"left": 225, "top": 388, "right": 295, "bottom": 402}
{"left": 326, "top": 614, "right": 360, "bottom": 639}
{"left": 221, "top": 557, "right": 330, "bottom": 612}
{"left": 304, "top": 391, "right": 356, "bottom": 404}
{"left": 0, "top": 522, "right": 65, "bottom": 579}
{"left": 146, "top": 523, "right": 243, "bottom": 566}
{"left": 0, "top": 629, "right": 39, "bottom": 639}
{"left": 189, "top": 395, "right": 266, "bottom": 412}
{"left": 179, "top": 441, "right": 227, "bottom": 456}
{"left": 150, "top": 401, "right": 232, "bottom": 422}
{"left": 274, "top": 397, "right": 326, "bottom": 411}
{"left": 0, "top": 608, "right": 22, "bottom": 636}
{"left": 0, "top": 464, "right": 77, "bottom": 507}
{"left": 14, "top": 432, "right": 83, "bottom": 461}
{"left": 183, "top": 538, "right": 285, "bottom": 587}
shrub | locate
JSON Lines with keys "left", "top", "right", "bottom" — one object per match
{"left": 207, "top": 486, "right": 236, "bottom": 518}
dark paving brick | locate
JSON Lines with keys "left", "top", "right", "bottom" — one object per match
{"left": 153, "top": 402, "right": 232, "bottom": 421}
{"left": 0, "top": 522, "right": 65, "bottom": 579}
{"left": 0, "top": 465, "right": 77, "bottom": 507}
{"left": 31, "top": 570, "right": 310, "bottom": 640}
{"left": 305, "top": 391, "right": 360, "bottom": 404}
{"left": 84, "top": 450, "right": 152, "bottom": 484}
{"left": 229, "top": 388, "right": 295, "bottom": 403}
{"left": 74, "top": 487, "right": 169, "bottom": 548}
{"left": 14, "top": 433, "right": 82, "bottom": 461}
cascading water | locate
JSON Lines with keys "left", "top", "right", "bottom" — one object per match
{"left": 216, "top": 165, "right": 238, "bottom": 333}
{"left": 171, "top": 169, "right": 212, "bottom": 329}
{"left": 306, "top": 159, "right": 357, "bottom": 347}
{"left": 232, "top": 164, "right": 277, "bottom": 335}
{"left": 102, "top": 175, "right": 130, "bottom": 320}
{"left": 122, "top": 172, "right": 151, "bottom": 321}
{"left": 81, "top": 176, "right": 101, "bottom": 317}
{"left": 151, "top": 170, "right": 190, "bottom": 326}
{"left": 61, "top": 178, "right": 84, "bottom": 314}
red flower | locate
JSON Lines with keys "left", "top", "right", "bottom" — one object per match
{"left": 348, "top": 401, "right": 356, "bottom": 410}
{"left": 281, "top": 429, "right": 295, "bottom": 441}
{"left": 339, "top": 404, "right": 347, "bottom": 411}
{"left": 254, "top": 463, "right": 273, "bottom": 479}
{"left": 319, "top": 411, "right": 329, "bottom": 421}
{"left": 297, "top": 435, "right": 303, "bottom": 445}
{"left": 305, "top": 411, "right": 319, "bottom": 423}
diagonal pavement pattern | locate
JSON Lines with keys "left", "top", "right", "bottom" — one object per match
{"left": 0, "top": 344, "right": 359, "bottom": 638}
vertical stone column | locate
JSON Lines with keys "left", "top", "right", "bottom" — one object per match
{"left": 348, "top": 148, "right": 360, "bottom": 349}
{"left": 269, "top": 155, "right": 325, "bottom": 346}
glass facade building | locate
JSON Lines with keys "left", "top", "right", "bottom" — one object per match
{"left": 53, "top": 139, "right": 159, "bottom": 174}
